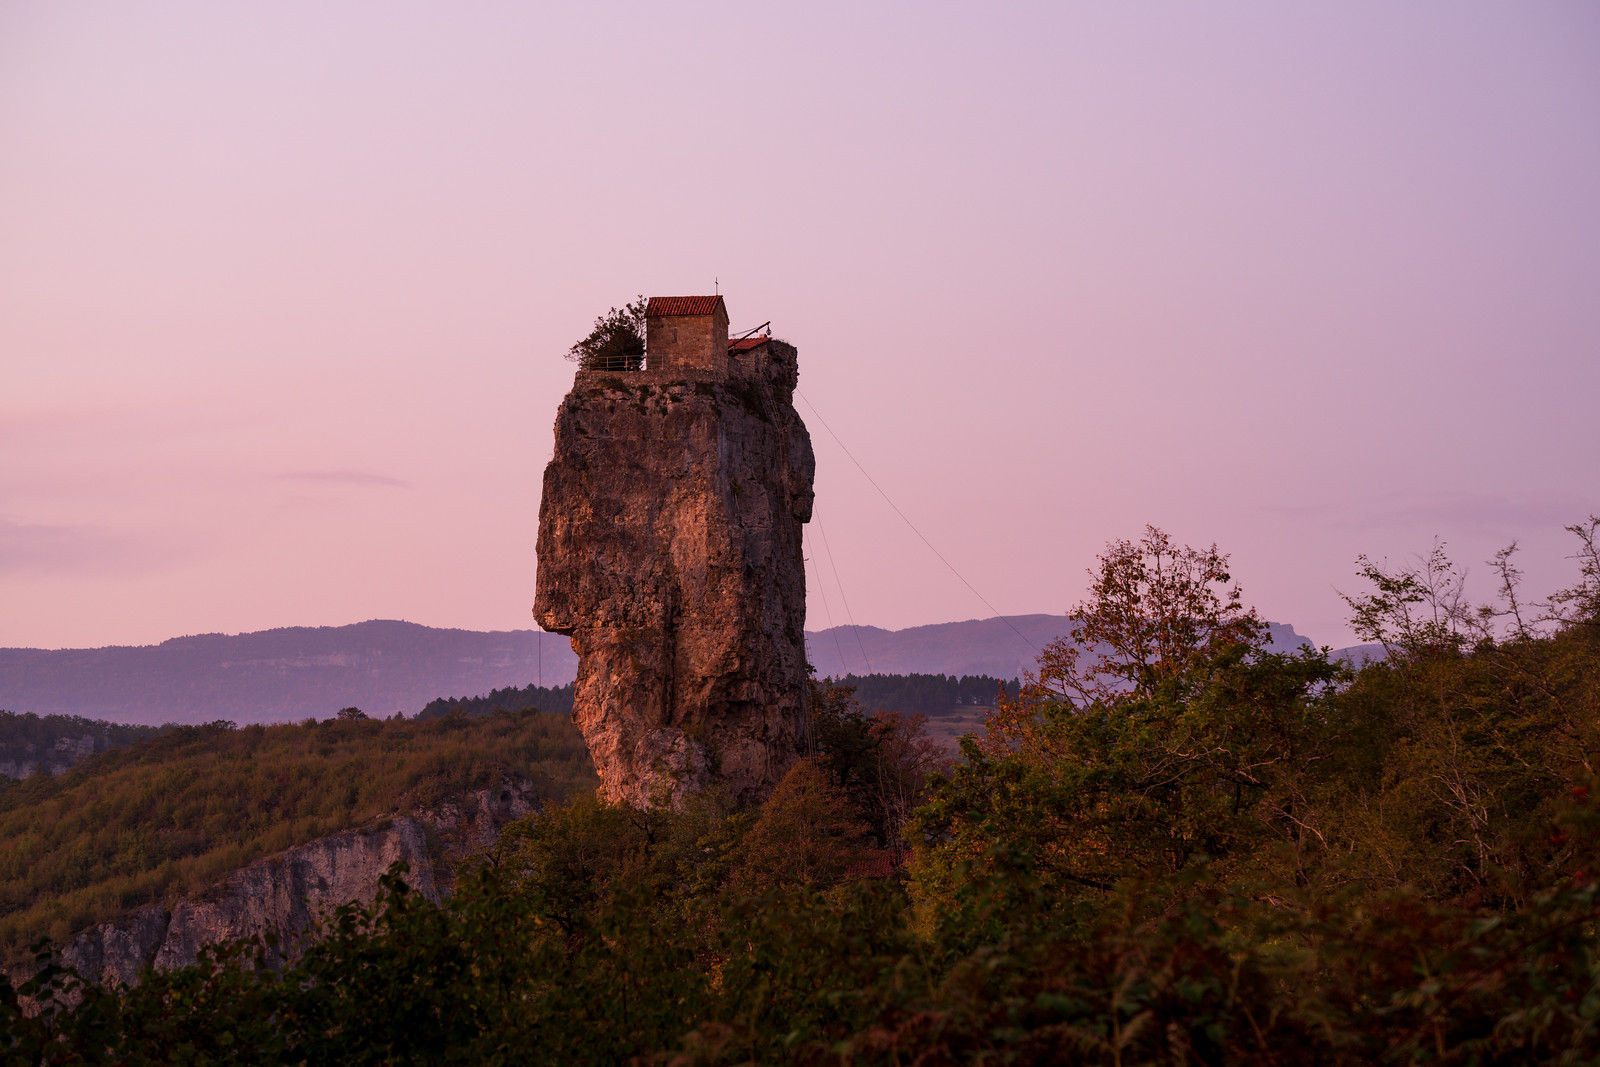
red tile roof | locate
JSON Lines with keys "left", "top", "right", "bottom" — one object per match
{"left": 728, "top": 335, "right": 769, "bottom": 353}
{"left": 646, "top": 295, "right": 725, "bottom": 317}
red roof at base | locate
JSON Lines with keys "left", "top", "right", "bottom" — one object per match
{"left": 728, "top": 335, "right": 769, "bottom": 353}
{"left": 646, "top": 295, "right": 725, "bottom": 317}
{"left": 844, "top": 850, "right": 899, "bottom": 880}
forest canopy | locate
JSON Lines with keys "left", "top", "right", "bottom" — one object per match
{"left": 6, "top": 520, "right": 1599, "bottom": 1064}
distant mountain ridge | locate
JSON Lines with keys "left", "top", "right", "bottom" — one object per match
{"left": 1, "top": 616, "right": 1335, "bottom": 725}
{"left": 0, "top": 622, "right": 579, "bottom": 725}
{"left": 803, "top": 614, "right": 1320, "bottom": 681}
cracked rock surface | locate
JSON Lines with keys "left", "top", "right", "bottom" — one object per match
{"left": 534, "top": 345, "right": 814, "bottom": 808}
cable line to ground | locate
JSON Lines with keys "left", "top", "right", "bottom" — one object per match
{"left": 805, "top": 546, "right": 848, "bottom": 674}
{"left": 813, "top": 508, "right": 872, "bottom": 673}
{"left": 797, "top": 389, "right": 1038, "bottom": 655}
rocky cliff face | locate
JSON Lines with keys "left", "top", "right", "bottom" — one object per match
{"left": 60, "top": 820, "right": 438, "bottom": 989}
{"left": 47, "top": 781, "right": 534, "bottom": 989}
{"left": 534, "top": 343, "right": 815, "bottom": 807}
{"left": 2, "top": 733, "right": 125, "bottom": 780}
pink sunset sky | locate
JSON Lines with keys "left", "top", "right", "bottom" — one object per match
{"left": 3, "top": 2, "right": 1597, "bottom": 653}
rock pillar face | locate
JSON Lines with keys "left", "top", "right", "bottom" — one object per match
{"left": 534, "top": 342, "right": 814, "bottom": 807}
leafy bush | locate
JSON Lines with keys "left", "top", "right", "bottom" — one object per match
{"left": 566, "top": 296, "right": 647, "bottom": 371}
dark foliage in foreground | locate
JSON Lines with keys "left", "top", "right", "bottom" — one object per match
{"left": 5, "top": 523, "right": 1598, "bottom": 1063}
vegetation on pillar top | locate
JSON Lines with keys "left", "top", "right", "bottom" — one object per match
{"left": 565, "top": 296, "right": 646, "bottom": 371}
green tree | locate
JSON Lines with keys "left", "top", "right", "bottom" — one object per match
{"left": 566, "top": 296, "right": 647, "bottom": 371}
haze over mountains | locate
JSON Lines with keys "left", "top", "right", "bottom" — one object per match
{"left": 804, "top": 615, "right": 1318, "bottom": 679}
{"left": 0, "top": 616, "right": 1338, "bottom": 726}
{"left": 0, "top": 622, "right": 574, "bottom": 725}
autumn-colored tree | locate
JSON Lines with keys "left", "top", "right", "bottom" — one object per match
{"left": 1033, "top": 524, "right": 1266, "bottom": 708}
{"left": 733, "top": 759, "right": 871, "bottom": 892}
{"left": 807, "top": 678, "right": 949, "bottom": 856}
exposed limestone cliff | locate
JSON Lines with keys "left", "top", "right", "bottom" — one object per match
{"left": 1, "top": 732, "right": 130, "bottom": 780}
{"left": 534, "top": 342, "right": 815, "bottom": 808}
{"left": 46, "top": 780, "right": 533, "bottom": 989}
{"left": 61, "top": 820, "right": 437, "bottom": 989}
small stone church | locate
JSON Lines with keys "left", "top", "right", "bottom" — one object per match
{"left": 588, "top": 295, "right": 776, "bottom": 379}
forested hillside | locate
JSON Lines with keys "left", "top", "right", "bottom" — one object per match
{"left": 417, "top": 683, "right": 574, "bottom": 721}
{"left": 0, "top": 712, "right": 162, "bottom": 779}
{"left": 824, "top": 672, "right": 1019, "bottom": 716}
{"left": 9, "top": 523, "right": 1596, "bottom": 1063}
{"left": 0, "top": 710, "right": 594, "bottom": 958}
{"left": 822, "top": 672, "right": 1019, "bottom": 746}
